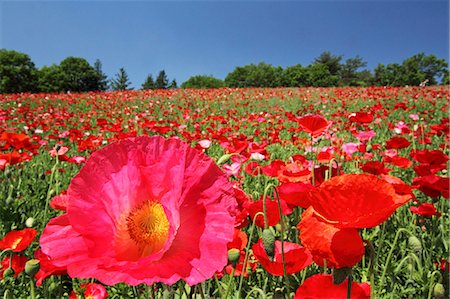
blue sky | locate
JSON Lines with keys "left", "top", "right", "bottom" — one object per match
{"left": 1, "top": 1, "right": 448, "bottom": 88}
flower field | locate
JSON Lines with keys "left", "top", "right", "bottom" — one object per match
{"left": 0, "top": 86, "right": 449, "bottom": 298}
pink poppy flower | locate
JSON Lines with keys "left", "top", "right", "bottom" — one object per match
{"left": 40, "top": 136, "right": 236, "bottom": 286}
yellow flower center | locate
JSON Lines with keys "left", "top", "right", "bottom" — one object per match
{"left": 126, "top": 201, "right": 169, "bottom": 254}
{"left": 11, "top": 237, "right": 23, "bottom": 250}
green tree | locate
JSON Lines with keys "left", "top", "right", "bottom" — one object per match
{"left": 306, "top": 63, "right": 339, "bottom": 87}
{"left": 155, "top": 70, "right": 169, "bottom": 89}
{"left": 94, "top": 59, "right": 109, "bottom": 91}
{"left": 168, "top": 79, "right": 178, "bottom": 89}
{"left": 401, "top": 53, "right": 448, "bottom": 85}
{"left": 313, "top": 51, "right": 343, "bottom": 77}
{"left": 281, "top": 64, "right": 308, "bottom": 87}
{"left": 225, "top": 62, "right": 283, "bottom": 87}
{"left": 0, "top": 49, "right": 38, "bottom": 93}
{"left": 443, "top": 71, "right": 449, "bottom": 85}
{"left": 37, "top": 64, "right": 64, "bottom": 92}
{"left": 59, "top": 57, "right": 100, "bottom": 92}
{"left": 339, "top": 56, "right": 368, "bottom": 86}
{"left": 110, "top": 67, "right": 132, "bottom": 91}
{"left": 141, "top": 74, "right": 156, "bottom": 90}
{"left": 181, "top": 75, "right": 224, "bottom": 89}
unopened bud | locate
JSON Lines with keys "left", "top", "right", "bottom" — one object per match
{"left": 3, "top": 267, "right": 14, "bottom": 278}
{"left": 25, "top": 217, "right": 34, "bottom": 228}
{"left": 408, "top": 235, "right": 422, "bottom": 254}
{"left": 262, "top": 228, "right": 275, "bottom": 261}
{"left": 217, "top": 154, "right": 232, "bottom": 165}
{"left": 25, "top": 259, "right": 40, "bottom": 278}
{"left": 227, "top": 248, "right": 241, "bottom": 268}
{"left": 434, "top": 283, "right": 445, "bottom": 299}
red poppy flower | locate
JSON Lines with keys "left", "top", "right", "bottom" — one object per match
{"left": 277, "top": 161, "right": 311, "bottom": 184}
{"left": 382, "top": 155, "right": 412, "bottom": 169}
{"left": 278, "top": 182, "right": 314, "bottom": 209}
{"left": 0, "top": 228, "right": 37, "bottom": 252}
{"left": 385, "top": 136, "right": 411, "bottom": 149}
{"left": 261, "top": 159, "right": 286, "bottom": 177}
{"left": 297, "top": 114, "right": 330, "bottom": 138}
{"left": 252, "top": 239, "right": 312, "bottom": 275}
{"left": 34, "top": 248, "right": 67, "bottom": 286}
{"left": 410, "top": 149, "right": 449, "bottom": 165}
{"left": 228, "top": 229, "right": 247, "bottom": 251}
{"left": 246, "top": 197, "right": 282, "bottom": 228}
{"left": 348, "top": 112, "right": 373, "bottom": 124}
{"left": 410, "top": 203, "right": 439, "bottom": 218}
{"left": 232, "top": 187, "right": 250, "bottom": 228}
{"left": 298, "top": 207, "right": 365, "bottom": 268}
{"left": 49, "top": 192, "right": 69, "bottom": 212}
{"left": 294, "top": 274, "right": 370, "bottom": 299}
{"left": 360, "top": 161, "right": 391, "bottom": 175}
{"left": 309, "top": 174, "right": 411, "bottom": 228}
{"left": 412, "top": 175, "right": 449, "bottom": 198}
{"left": 0, "top": 255, "right": 28, "bottom": 279}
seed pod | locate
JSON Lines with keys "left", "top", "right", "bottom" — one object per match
{"left": 434, "top": 283, "right": 445, "bottom": 299}
{"left": 262, "top": 228, "right": 275, "bottom": 261}
{"left": 227, "top": 248, "right": 241, "bottom": 268}
{"left": 25, "top": 259, "right": 40, "bottom": 277}
{"left": 408, "top": 235, "right": 422, "bottom": 254}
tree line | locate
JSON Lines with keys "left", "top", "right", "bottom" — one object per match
{"left": 0, "top": 49, "right": 448, "bottom": 94}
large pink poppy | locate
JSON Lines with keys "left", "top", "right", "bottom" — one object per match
{"left": 40, "top": 136, "right": 237, "bottom": 286}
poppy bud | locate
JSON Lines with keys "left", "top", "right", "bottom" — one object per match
{"left": 227, "top": 248, "right": 240, "bottom": 268}
{"left": 25, "top": 259, "right": 40, "bottom": 278}
{"left": 434, "top": 283, "right": 445, "bottom": 299}
{"left": 25, "top": 217, "right": 34, "bottom": 228}
{"left": 408, "top": 236, "right": 422, "bottom": 254}
{"left": 217, "top": 154, "right": 232, "bottom": 165}
{"left": 3, "top": 267, "right": 14, "bottom": 278}
{"left": 262, "top": 228, "right": 275, "bottom": 261}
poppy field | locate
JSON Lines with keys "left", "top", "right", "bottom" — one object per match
{"left": 0, "top": 86, "right": 449, "bottom": 298}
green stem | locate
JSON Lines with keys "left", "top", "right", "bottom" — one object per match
{"left": 30, "top": 278, "right": 36, "bottom": 299}
{"left": 224, "top": 267, "right": 235, "bottom": 299}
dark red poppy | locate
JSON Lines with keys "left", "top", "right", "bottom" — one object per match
{"left": 298, "top": 207, "right": 365, "bottom": 268}
{"left": 348, "top": 112, "right": 373, "bottom": 124}
{"left": 0, "top": 255, "right": 28, "bottom": 279}
{"left": 410, "top": 203, "right": 439, "bottom": 218}
{"left": 309, "top": 174, "right": 411, "bottom": 228}
{"left": 0, "top": 228, "right": 38, "bottom": 252}
{"left": 382, "top": 155, "right": 412, "bottom": 169}
{"left": 245, "top": 197, "right": 283, "bottom": 228}
{"left": 244, "top": 161, "right": 262, "bottom": 176}
{"left": 360, "top": 161, "right": 391, "bottom": 175}
{"left": 252, "top": 239, "right": 312, "bottom": 276}
{"left": 297, "top": 114, "right": 330, "bottom": 138}
{"left": 278, "top": 182, "right": 314, "bottom": 209}
{"left": 385, "top": 136, "right": 411, "bottom": 149}
{"left": 294, "top": 274, "right": 370, "bottom": 299}
{"left": 410, "top": 149, "right": 449, "bottom": 165}
{"left": 232, "top": 187, "right": 250, "bottom": 228}
{"left": 412, "top": 175, "right": 449, "bottom": 198}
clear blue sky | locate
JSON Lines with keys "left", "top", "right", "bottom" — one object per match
{"left": 1, "top": 0, "right": 448, "bottom": 88}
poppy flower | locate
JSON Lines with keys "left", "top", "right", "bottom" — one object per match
{"left": 70, "top": 283, "right": 108, "bottom": 299}
{"left": 385, "top": 136, "right": 411, "bottom": 149}
{"left": 309, "top": 174, "right": 411, "bottom": 229}
{"left": 360, "top": 161, "right": 391, "bottom": 175}
{"left": 294, "top": 274, "right": 370, "bottom": 299}
{"left": 0, "top": 255, "right": 28, "bottom": 279}
{"left": 252, "top": 239, "right": 312, "bottom": 276}
{"left": 298, "top": 208, "right": 365, "bottom": 268}
{"left": 278, "top": 182, "right": 314, "bottom": 209}
{"left": 348, "top": 112, "right": 373, "bottom": 124}
{"left": 0, "top": 228, "right": 37, "bottom": 252}
{"left": 40, "top": 136, "right": 237, "bottom": 286}
{"left": 410, "top": 203, "right": 439, "bottom": 218}
{"left": 412, "top": 175, "right": 449, "bottom": 198}
{"left": 297, "top": 114, "right": 330, "bottom": 138}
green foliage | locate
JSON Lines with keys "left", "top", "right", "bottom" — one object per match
{"left": 168, "top": 79, "right": 178, "bottom": 89}
{"left": 155, "top": 70, "right": 169, "bottom": 89}
{"left": 281, "top": 64, "right": 308, "bottom": 87}
{"left": 59, "top": 57, "right": 102, "bottom": 92}
{"left": 313, "top": 51, "right": 343, "bottom": 77}
{"left": 37, "top": 64, "right": 64, "bottom": 93}
{"left": 339, "top": 56, "right": 369, "bottom": 86}
{"left": 181, "top": 75, "right": 225, "bottom": 89}
{"left": 94, "top": 59, "right": 109, "bottom": 91}
{"left": 142, "top": 74, "right": 156, "bottom": 90}
{"left": 110, "top": 67, "right": 132, "bottom": 91}
{"left": 306, "top": 63, "right": 339, "bottom": 87}
{"left": 0, "top": 49, "right": 38, "bottom": 93}
{"left": 225, "top": 62, "right": 283, "bottom": 88}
